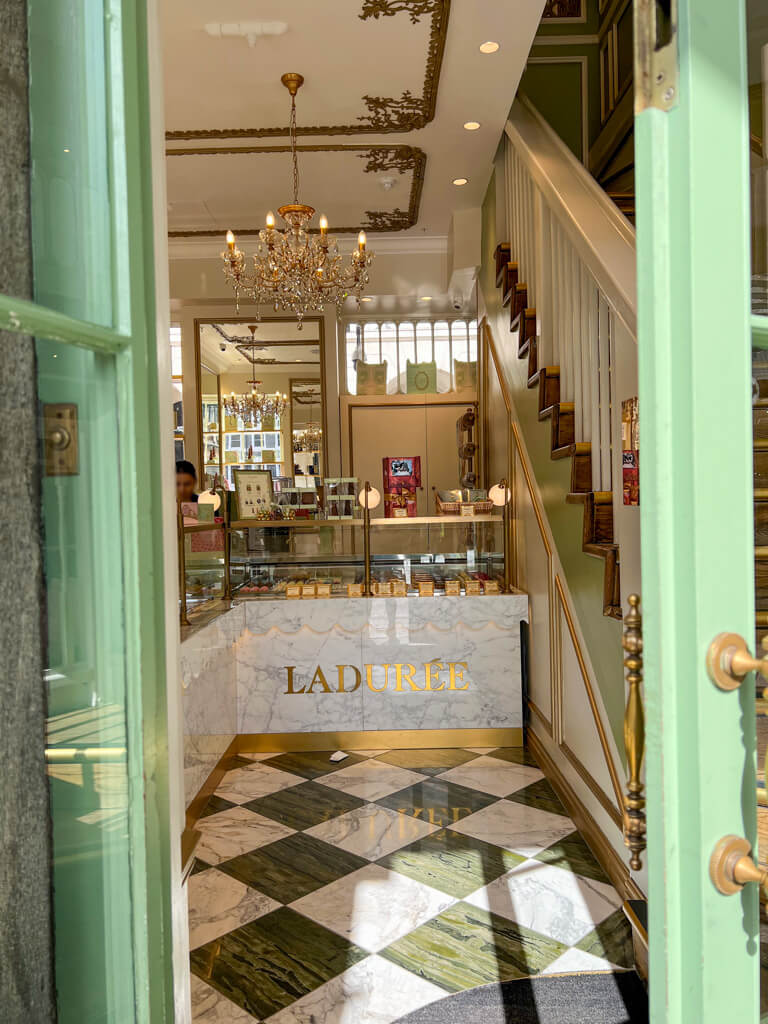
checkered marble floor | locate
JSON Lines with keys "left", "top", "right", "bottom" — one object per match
{"left": 188, "top": 747, "right": 634, "bottom": 1023}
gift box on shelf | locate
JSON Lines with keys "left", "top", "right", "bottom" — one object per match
{"left": 382, "top": 457, "right": 420, "bottom": 519}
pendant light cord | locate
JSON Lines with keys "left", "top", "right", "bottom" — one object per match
{"left": 290, "top": 95, "right": 299, "bottom": 205}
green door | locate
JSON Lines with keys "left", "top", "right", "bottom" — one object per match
{"left": 0, "top": 0, "right": 174, "bottom": 1019}
{"left": 636, "top": 0, "right": 766, "bottom": 1020}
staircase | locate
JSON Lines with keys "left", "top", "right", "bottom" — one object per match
{"left": 493, "top": 241, "right": 622, "bottom": 619}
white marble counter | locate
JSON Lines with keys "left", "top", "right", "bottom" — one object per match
{"left": 181, "top": 594, "right": 528, "bottom": 806}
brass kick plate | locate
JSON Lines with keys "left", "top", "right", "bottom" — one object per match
{"left": 44, "top": 403, "right": 79, "bottom": 476}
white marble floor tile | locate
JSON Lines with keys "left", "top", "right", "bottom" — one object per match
{"left": 191, "top": 975, "right": 260, "bottom": 1022}
{"left": 195, "top": 806, "right": 295, "bottom": 865}
{"left": 353, "top": 749, "right": 390, "bottom": 758}
{"left": 290, "top": 863, "right": 455, "bottom": 952}
{"left": 188, "top": 868, "right": 280, "bottom": 950}
{"left": 305, "top": 803, "right": 438, "bottom": 860}
{"left": 214, "top": 764, "right": 304, "bottom": 804}
{"left": 239, "top": 751, "right": 280, "bottom": 761}
{"left": 542, "top": 947, "right": 625, "bottom": 975}
{"left": 438, "top": 754, "right": 543, "bottom": 797}
{"left": 449, "top": 799, "right": 574, "bottom": 857}
{"left": 464, "top": 746, "right": 498, "bottom": 754}
{"left": 315, "top": 759, "right": 426, "bottom": 801}
{"left": 265, "top": 954, "right": 444, "bottom": 1024}
{"left": 465, "top": 859, "right": 621, "bottom": 945}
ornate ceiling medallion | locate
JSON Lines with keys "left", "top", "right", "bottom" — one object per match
{"left": 165, "top": 0, "right": 451, "bottom": 141}
{"left": 220, "top": 75, "right": 374, "bottom": 324}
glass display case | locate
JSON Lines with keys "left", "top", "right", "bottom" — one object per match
{"left": 226, "top": 516, "right": 505, "bottom": 602}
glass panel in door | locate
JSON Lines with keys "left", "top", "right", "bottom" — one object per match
{"left": 38, "top": 338, "right": 137, "bottom": 1022}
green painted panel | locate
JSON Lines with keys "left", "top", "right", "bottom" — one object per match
{"left": 480, "top": 174, "right": 625, "bottom": 747}
{"left": 519, "top": 62, "right": 585, "bottom": 161}
{"left": 635, "top": 0, "right": 758, "bottom": 1019}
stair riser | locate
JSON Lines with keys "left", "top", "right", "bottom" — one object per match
{"left": 538, "top": 372, "right": 560, "bottom": 412}
{"left": 754, "top": 406, "right": 768, "bottom": 440}
{"left": 756, "top": 560, "right": 768, "bottom": 611}
{"left": 571, "top": 452, "right": 592, "bottom": 494}
{"left": 755, "top": 450, "right": 768, "bottom": 488}
{"left": 593, "top": 505, "right": 615, "bottom": 545}
{"left": 552, "top": 408, "right": 575, "bottom": 450}
{"left": 756, "top": 503, "right": 768, "bottom": 545}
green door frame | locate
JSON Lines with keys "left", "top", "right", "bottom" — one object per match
{"left": 0, "top": 0, "right": 174, "bottom": 1019}
{"left": 636, "top": 0, "right": 759, "bottom": 1020}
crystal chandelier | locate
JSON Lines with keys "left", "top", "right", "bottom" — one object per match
{"left": 222, "top": 325, "right": 288, "bottom": 425}
{"left": 221, "top": 73, "right": 375, "bottom": 327}
{"left": 293, "top": 419, "right": 323, "bottom": 453}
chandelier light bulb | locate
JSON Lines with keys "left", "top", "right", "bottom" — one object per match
{"left": 319, "top": 214, "right": 328, "bottom": 235}
{"left": 226, "top": 229, "right": 236, "bottom": 252}
{"left": 358, "top": 230, "right": 367, "bottom": 252}
{"left": 266, "top": 211, "right": 275, "bottom": 228}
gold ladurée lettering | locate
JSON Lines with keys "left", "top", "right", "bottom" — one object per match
{"left": 283, "top": 662, "right": 470, "bottom": 695}
{"left": 449, "top": 662, "right": 470, "bottom": 690}
{"left": 424, "top": 661, "right": 445, "bottom": 691}
{"left": 337, "top": 665, "right": 362, "bottom": 693}
{"left": 307, "top": 666, "right": 331, "bottom": 693}
{"left": 395, "top": 663, "right": 424, "bottom": 691}
{"left": 284, "top": 666, "right": 305, "bottom": 695}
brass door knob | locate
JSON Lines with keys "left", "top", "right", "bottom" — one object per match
{"left": 710, "top": 835, "right": 768, "bottom": 896}
{"left": 706, "top": 632, "right": 768, "bottom": 691}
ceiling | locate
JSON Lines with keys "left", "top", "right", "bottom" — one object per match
{"left": 162, "top": 0, "right": 544, "bottom": 240}
{"left": 199, "top": 321, "right": 321, "bottom": 374}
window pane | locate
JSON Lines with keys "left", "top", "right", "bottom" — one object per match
{"left": 345, "top": 323, "right": 360, "bottom": 395}
{"left": 28, "top": 0, "right": 113, "bottom": 325}
{"left": 363, "top": 322, "right": 380, "bottom": 363}
{"left": 170, "top": 325, "right": 183, "bottom": 377}
{"left": 433, "top": 321, "right": 451, "bottom": 391}
{"left": 451, "top": 320, "right": 469, "bottom": 362}
{"left": 397, "top": 323, "right": 415, "bottom": 392}
{"left": 468, "top": 319, "right": 478, "bottom": 362}
{"left": 380, "top": 322, "right": 398, "bottom": 394}
{"left": 416, "top": 321, "right": 433, "bottom": 363}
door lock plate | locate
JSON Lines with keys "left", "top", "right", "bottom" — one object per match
{"left": 44, "top": 403, "right": 79, "bottom": 476}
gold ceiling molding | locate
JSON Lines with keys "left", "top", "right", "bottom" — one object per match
{"left": 542, "top": 0, "right": 583, "bottom": 17}
{"left": 166, "top": 144, "right": 426, "bottom": 237}
{"left": 165, "top": 0, "right": 450, "bottom": 141}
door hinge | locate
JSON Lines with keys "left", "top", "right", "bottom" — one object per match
{"left": 44, "top": 403, "right": 79, "bottom": 476}
{"left": 635, "top": 0, "right": 679, "bottom": 113}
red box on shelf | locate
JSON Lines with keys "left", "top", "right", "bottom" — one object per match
{"left": 382, "top": 457, "right": 421, "bottom": 518}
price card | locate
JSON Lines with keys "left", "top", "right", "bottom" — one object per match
{"left": 467, "top": 549, "right": 476, "bottom": 571}
{"left": 404, "top": 559, "right": 412, "bottom": 584}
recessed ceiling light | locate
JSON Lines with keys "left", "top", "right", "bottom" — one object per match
{"left": 479, "top": 41, "right": 499, "bottom": 54}
{"left": 361, "top": 296, "right": 373, "bottom": 302}
{"left": 463, "top": 121, "right": 481, "bottom": 131}
{"left": 420, "top": 296, "right": 432, "bottom": 301}
{"left": 453, "top": 177, "right": 468, "bottom": 186}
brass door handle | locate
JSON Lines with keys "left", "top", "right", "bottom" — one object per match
{"left": 706, "top": 633, "right": 768, "bottom": 692}
{"left": 710, "top": 835, "right": 768, "bottom": 896}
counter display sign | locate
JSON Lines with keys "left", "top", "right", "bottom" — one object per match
{"left": 383, "top": 456, "right": 421, "bottom": 518}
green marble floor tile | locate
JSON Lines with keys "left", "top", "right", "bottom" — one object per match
{"left": 533, "top": 831, "right": 610, "bottom": 884}
{"left": 504, "top": 779, "right": 566, "bottom": 816}
{"left": 262, "top": 750, "right": 367, "bottom": 780}
{"left": 190, "top": 906, "right": 367, "bottom": 1019}
{"left": 376, "top": 778, "right": 499, "bottom": 827}
{"left": 373, "top": 748, "right": 480, "bottom": 776}
{"left": 487, "top": 746, "right": 539, "bottom": 768}
{"left": 575, "top": 908, "right": 634, "bottom": 968}
{"left": 381, "top": 900, "right": 567, "bottom": 992}
{"left": 198, "top": 795, "right": 237, "bottom": 819}
{"left": 378, "top": 828, "right": 525, "bottom": 897}
{"left": 217, "top": 832, "right": 367, "bottom": 904}
{"left": 242, "top": 780, "right": 365, "bottom": 831}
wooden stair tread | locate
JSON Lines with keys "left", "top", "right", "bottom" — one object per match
{"left": 552, "top": 441, "right": 591, "bottom": 460}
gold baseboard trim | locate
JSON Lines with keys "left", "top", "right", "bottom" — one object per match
{"left": 237, "top": 728, "right": 523, "bottom": 753}
{"left": 185, "top": 736, "right": 240, "bottom": 828}
{"left": 528, "top": 729, "right": 644, "bottom": 902}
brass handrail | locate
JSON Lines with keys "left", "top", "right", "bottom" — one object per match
{"left": 622, "top": 593, "right": 647, "bottom": 870}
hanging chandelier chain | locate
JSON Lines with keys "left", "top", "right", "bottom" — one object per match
{"left": 290, "top": 95, "right": 299, "bottom": 205}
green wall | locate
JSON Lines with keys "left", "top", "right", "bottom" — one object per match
{"left": 481, "top": 172, "right": 625, "bottom": 748}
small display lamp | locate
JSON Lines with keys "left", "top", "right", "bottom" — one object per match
{"left": 359, "top": 482, "right": 381, "bottom": 596}
{"left": 489, "top": 479, "right": 511, "bottom": 592}
{"left": 198, "top": 489, "right": 223, "bottom": 513}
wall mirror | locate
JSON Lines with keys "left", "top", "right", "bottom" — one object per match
{"left": 195, "top": 318, "right": 325, "bottom": 490}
